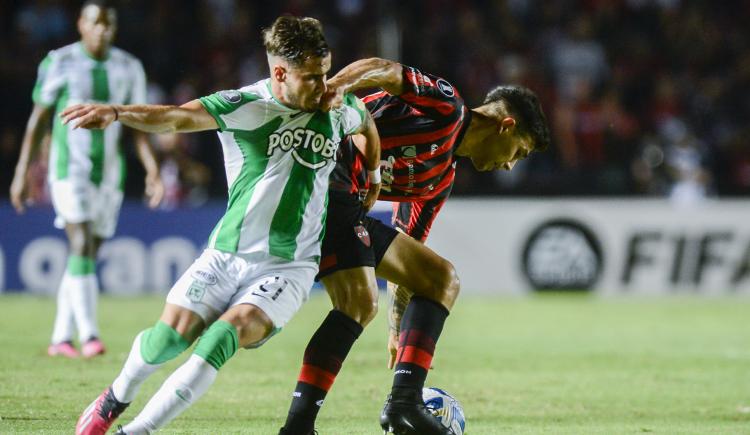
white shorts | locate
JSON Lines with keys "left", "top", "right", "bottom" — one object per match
{"left": 166, "top": 249, "right": 318, "bottom": 331}
{"left": 50, "top": 180, "right": 124, "bottom": 238}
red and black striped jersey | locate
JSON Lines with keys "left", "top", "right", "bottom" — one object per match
{"left": 329, "top": 65, "right": 471, "bottom": 202}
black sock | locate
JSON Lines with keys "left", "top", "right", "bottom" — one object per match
{"left": 283, "top": 310, "right": 363, "bottom": 433}
{"left": 391, "top": 296, "right": 449, "bottom": 396}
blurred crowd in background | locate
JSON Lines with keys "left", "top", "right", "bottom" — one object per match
{"left": 1, "top": 0, "right": 748, "bottom": 208}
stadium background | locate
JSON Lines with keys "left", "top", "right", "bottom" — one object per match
{"left": 2, "top": 0, "right": 749, "bottom": 295}
{"left": 0, "top": 1, "right": 749, "bottom": 434}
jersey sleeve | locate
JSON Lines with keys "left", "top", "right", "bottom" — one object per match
{"left": 339, "top": 93, "right": 366, "bottom": 135}
{"left": 127, "top": 59, "right": 148, "bottom": 105}
{"left": 199, "top": 90, "right": 261, "bottom": 131}
{"left": 396, "top": 65, "right": 464, "bottom": 121}
{"left": 31, "top": 52, "right": 65, "bottom": 107}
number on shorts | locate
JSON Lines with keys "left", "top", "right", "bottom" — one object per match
{"left": 255, "top": 276, "right": 287, "bottom": 301}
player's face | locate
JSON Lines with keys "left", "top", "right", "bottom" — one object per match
{"left": 471, "top": 129, "right": 533, "bottom": 172}
{"left": 282, "top": 53, "right": 331, "bottom": 112}
{"left": 78, "top": 5, "right": 117, "bottom": 55}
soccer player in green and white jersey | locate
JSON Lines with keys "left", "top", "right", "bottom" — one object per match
{"left": 9, "top": 0, "right": 163, "bottom": 359}
{"left": 64, "top": 16, "right": 382, "bottom": 435}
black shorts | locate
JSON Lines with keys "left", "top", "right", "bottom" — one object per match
{"left": 317, "top": 191, "right": 399, "bottom": 280}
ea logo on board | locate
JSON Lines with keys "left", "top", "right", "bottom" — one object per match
{"left": 437, "top": 79, "right": 454, "bottom": 97}
{"left": 521, "top": 219, "right": 603, "bottom": 291}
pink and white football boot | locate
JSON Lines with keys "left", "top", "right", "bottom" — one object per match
{"left": 76, "top": 387, "right": 129, "bottom": 435}
{"left": 47, "top": 341, "right": 79, "bottom": 358}
{"left": 81, "top": 338, "right": 106, "bottom": 358}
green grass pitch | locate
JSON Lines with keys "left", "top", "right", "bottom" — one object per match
{"left": 0, "top": 293, "right": 748, "bottom": 434}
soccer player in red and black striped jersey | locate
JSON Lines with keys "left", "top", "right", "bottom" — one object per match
{"left": 280, "top": 58, "right": 550, "bottom": 435}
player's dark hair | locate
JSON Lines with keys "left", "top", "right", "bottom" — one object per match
{"left": 484, "top": 85, "right": 550, "bottom": 151}
{"left": 262, "top": 16, "right": 330, "bottom": 66}
{"left": 82, "top": 0, "right": 116, "bottom": 12}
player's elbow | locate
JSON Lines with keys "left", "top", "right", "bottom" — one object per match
{"left": 364, "top": 57, "right": 403, "bottom": 95}
{"left": 157, "top": 106, "right": 198, "bottom": 133}
{"left": 170, "top": 115, "right": 195, "bottom": 133}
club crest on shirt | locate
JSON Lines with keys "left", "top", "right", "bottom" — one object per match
{"left": 354, "top": 224, "right": 371, "bottom": 247}
{"left": 220, "top": 90, "right": 242, "bottom": 104}
{"left": 437, "top": 79, "right": 454, "bottom": 97}
{"left": 402, "top": 146, "right": 417, "bottom": 158}
{"left": 186, "top": 281, "right": 206, "bottom": 303}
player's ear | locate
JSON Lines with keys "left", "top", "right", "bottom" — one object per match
{"left": 273, "top": 64, "right": 287, "bottom": 83}
{"left": 498, "top": 116, "right": 516, "bottom": 134}
{"left": 77, "top": 14, "right": 86, "bottom": 36}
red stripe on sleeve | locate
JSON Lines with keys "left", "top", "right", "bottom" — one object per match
{"left": 362, "top": 91, "right": 388, "bottom": 104}
{"left": 400, "top": 93, "right": 456, "bottom": 116}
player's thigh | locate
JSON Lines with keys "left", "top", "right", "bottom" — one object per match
{"left": 228, "top": 258, "right": 318, "bottom": 348}
{"left": 158, "top": 303, "right": 206, "bottom": 343}
{"left": 63, "top": 222, "right": 96, "bottom": 256}
{"left": 376, "top": 232, "right": 458, "bottom": 303}
{"left": 51, "top": 180, "right": 96, "bottom": 253}
{"left": 318, "top": 194, "right": 375, "bottom": 279}
{"left": 166, "top": 249, "right": 242, "bottom": 327}
{"left": 50, "top": 180, "right": 92, "bottom": 225}
{"left": 91, "top": 184, "right": 123, "bottom": 239}
{"left": 321, "top": 266, "right": 378, "bottom": 324}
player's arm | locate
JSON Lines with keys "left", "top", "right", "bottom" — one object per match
{"left": 321, "top": 58, "right": 404, "bottom": 111}
{"left": 60, "top": 100, "right": 218, "bottom": 133}
{"left": 132, "top": 131, "right": 164, "bottom": 209}
{"left": 10, "top": 104, "right": 53, "bottom": 213}
{"left": 353, "top": 110, "right": 382, "bottom": 211}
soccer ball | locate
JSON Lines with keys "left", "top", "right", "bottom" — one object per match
{"left": 423, "top": 387, "right": 466, "bottom": 435}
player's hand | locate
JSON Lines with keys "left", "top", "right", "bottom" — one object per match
{"left": 320, "top": 80, "right": 345, "bottom": 112}
{"left": 145, "top": 172, "right": 165, "bottom": 209}
{"left": 60, "top": 104, "right": 117, "bottom": 130}
{"left": 362, "top": 182, "right": 381, "bottom": 212}
{"left": 9, "top": 172, "right": 29, "bottom": 214}
{"left": 387, "top": 329, "right": 399, "bottom": 369}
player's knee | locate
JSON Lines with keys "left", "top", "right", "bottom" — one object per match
{"left": 228, "top": 305, "right": 275, "bottom": 349}
{"left": 335, "top": 284, "right": 378, "bottom": 326}
{"left": 140, "top": 321, "right": 191, "bottom": 365}
{"left": 67, "top": 227, "right": 90, "bottom": 255}
{"left": 356, "top": 295, "right": 378, "bottom": 326}
{"left": 435, "top": 259, "right": 460, "bottom": 307}
{"left": 194, "top": 320, "right": 238, "bottom": 370}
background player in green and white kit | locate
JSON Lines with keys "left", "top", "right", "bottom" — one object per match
{"left": 9, "top": 0, "right": 163, "bottom": 359}
{"left": 63, "top": 16, "right": 381, "bottom": 435}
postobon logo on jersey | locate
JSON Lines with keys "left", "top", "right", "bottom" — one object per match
{"left": 268, "top": 128, "right": 337, "bottom": 170}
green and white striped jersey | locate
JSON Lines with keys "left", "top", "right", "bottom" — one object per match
{"left": 33, "top": 42, "right": 147, "bottom": 189}
{"left": 200, "top": 79, "right": 366, "bottom": 261}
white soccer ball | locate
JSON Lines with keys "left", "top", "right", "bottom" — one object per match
{"left": 422, "top": 387, "right": 466, "bottom": 435}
